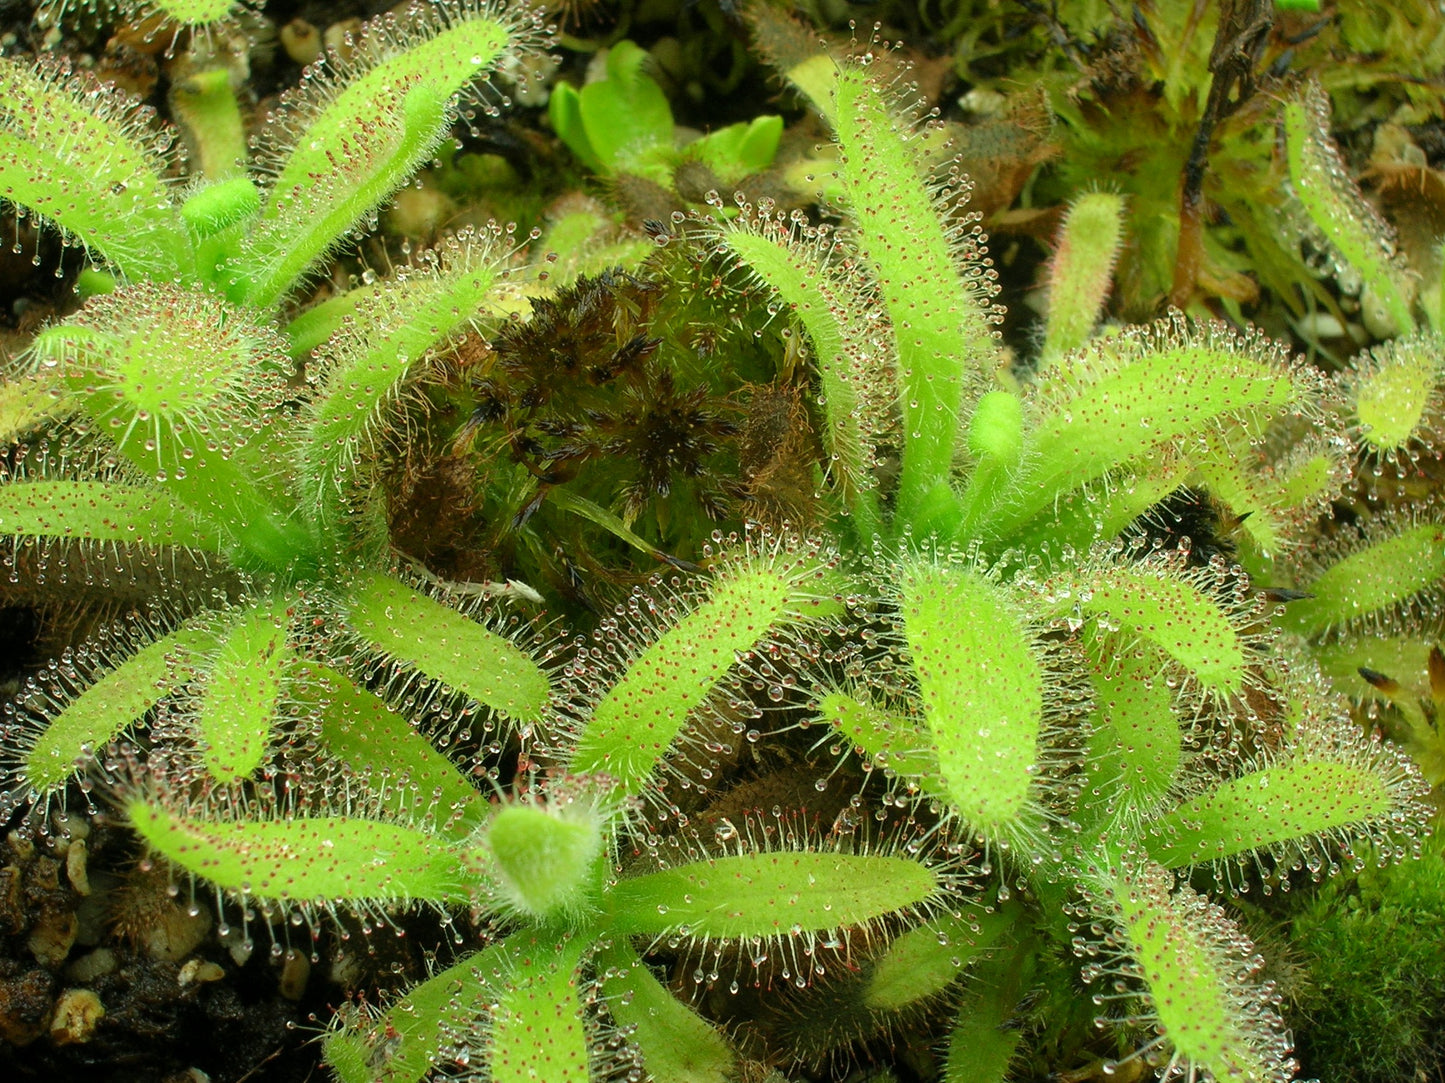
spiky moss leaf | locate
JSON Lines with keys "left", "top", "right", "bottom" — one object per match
{"left": 1350, "top": 333, "right": 1443, "bottom": 457}
{"left": 292, "top": 660, "right": 485, "bottom": 838}
{"left": 1040, "top": 191, "right": 1125, "bottom": 366}
{"left": 1001, "top": 318, "right": 1308, "bottom": 538}
{"left": 569, "top": 548, "right": 843, "bottom": 798}
{"left": 195, "top": 593, "right": 293, "bottom": 783}
{"left": 487, "top": 931, "right": 591, "bottom": 1083}
{"left": 610, "top": 850, "right": 937, "bottom": 939}
{"left": 1283, "top": 79, "right": 1415, "bottom": 336}
{"left": 1096, "top": 858, "right": 1295, "bottom": 1083}
{"left": 127, "top": 799, "right": 478, "bottom": 906}
{"left": 1079, "top": 640, "right": 1181, "bottom": 824}
{"left": 302, "top": 226, "right": 508, "bottom": 514}
{"left": 709, "top": 213, "right": 882, "bottom": 533}
{"left": 485, "top": 803, "right": 602, "bottom": 921}
{"left": 900, "top": 562, "right": 1044, "bottom": 841}
{"left": 1280, "top": 519, "right": 1445, "bottom": 639}
{"left": 0, "top": 57, "right": 186, "bottom": 280}
{"left": 0, "top": 372, "right": 64, "bottom": 444}
{"left": 16, "top": 625, "right": 215, "bottom": 798}
{"left": 598, "top": 938, "right": 734, "bottom": 1083}
{"left": 864, "top": 905, "right": 1013, "bottom": 1013}
{"left": 827, "top": 63, "right": 1001, "bottom": 528}
{"left": 238, "top": 1, "right": 544, "bottom": 308}
{"left": 0, "top": 480, "right": 222, "bottom": 551}
{"left": 343, "top": 571, "right": 550, "bottom": 727}
{"left": 816, "top": 689, "right": 942, "bottom": 791}
{"left": 1047, "top": 557, "right": 1251, "bottom": 696}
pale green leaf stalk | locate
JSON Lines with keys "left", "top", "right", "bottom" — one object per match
{"left": 195, "top": 593, "right": 295, "bottom": 783}
{"left": 342, "top": 571, "right": 551, "bottom": 728}
{"left": 569, "top": 542, "right": 843, "bottom": 797}
{"left": 0, "top": 57, "right": 187, "bottom": 280}
{"left": 169, "top": 68, "right": 248, "bottom": 180}
{"left": 899, "top": 561, "right": 1045, "bottom": 845}
{"left": 1282, "top": 79, "right": 1416, "bottom": 337}
{"left": 234, "top": 1, "right": 545, "bottom": 308}
{"left": 1040, "top": 191, "right": 1126, "bottom": 368}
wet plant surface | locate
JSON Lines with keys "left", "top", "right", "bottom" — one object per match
{"left": 4, "top": 2, "right": 1445, "bottom": 1083}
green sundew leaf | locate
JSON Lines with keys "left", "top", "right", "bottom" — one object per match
{"left": 1079, "top": 641, "right": 1181, "bottom": 821}
{"left": 487, "top": 932, "right": 591, "bottom": 1083}
{"left": 0, "top": 371, "right": 65, "bottom": 444}
{"left": 302, "top": 227, "right": 507, "bottom": 514}
{"left": 1281, "top": 521, "right": 1445, "bottom": 638}
{"left": 901, "top": 563, "right": 1043, "bottom": 839}
{"left": 344, "top": 572, "right": 550, "bottom": 726}
{"left": 570, "top": 557, "right": 836, "bottom": 797}
{"left": 0, "top": 58, "right": 186, "bottom": 280}
{"left": 1283, "top": 81, "right": 1415, "bottom": 336}
{"left": 598, "top": 939, "right": 734, "bottom": 1083}
{"left": 864, "top": 906, "right": 1013, "bottom": 1013}
{"left": 21, "top": 625, "right": 216, "bottom": 796}
{"left": 196, "top": 593, "right": 294, "bottom": 783}
{"left": 1147, "top": 760, "right": 1399, "bottom": 868}
{"left": 1040, "top": 191, "right": 1126, "bottom": 367}
{"left": 1011, "top": 330, "right": 1302, "bottom": 535}
{"left": 828, "top": 65, "right": 999, "bottom": 526}
{"left": 816, "top": 690, "right": 941, "bottom": 790}
{"left": 576, "top": 41, "right": 674, "bottom": 176}
{"left": 1352, "top": 334, "right": 1440, "bottom": 453}
{"left": 239, "top": 4, "right": 532, "bottom": 308}
{"left": 0, "top": 479, "right": 223, "bottom": 551}
{"left": 282, "top": 286, "right": 373, "bottom": 360}
{"left": 714, "top": 221, "right": 880, "bottom": 533}
{"left": 325, "top": 931, "right": 589, "bottom": 1083}
{"left": 942, "top": 931, "right": 1034, "bottom": 1083}
{"left": 150, "top": 0, "right": 237, "bottom": 24}
{"left": 127, "top": 799, "right": 477, "bottom": 905}
{"left": 1058, "top": 562, "right": 1248, "bottom": 695}
{"left": 291, "top": 661, "right": 484, "bottom": 838}
{"left": 1007, "top": 464, "right": 1186, "bottom": 559}
{"left": 609, "top": 851, "right": 938, "bottom": 939}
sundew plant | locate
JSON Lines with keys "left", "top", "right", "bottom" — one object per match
{"left": 2, "top": 5, "right": 1445, "bottom": 1083}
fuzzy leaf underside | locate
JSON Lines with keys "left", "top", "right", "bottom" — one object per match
{"left": 293, "top": 660, "right": 485, "bottom": 836}
{"left": 599, "top": 939, "right": 735, "bottom": 1083}
{"left": 127, "top": 801, "right": 476, "bottom": 905}
{"left": 344, "top": 572, "right": 550, "bottom": 725}
{"left": 1146, "top": 759, "right": 1397, "bottom": 867}
{"left": 901, "top": 564, "right": 1043, "bottom": 837}
{"left": 0, "top": 479, "right": 223, "bottom": 551}
{"left": 22, "top": 625, "right": 216, "bottom": 795}
{"left": 1041, "top": 191, "right": 1125, "bottom": 364}
{"left": 610, "top": 851, "right": 937, "bottom": 939}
